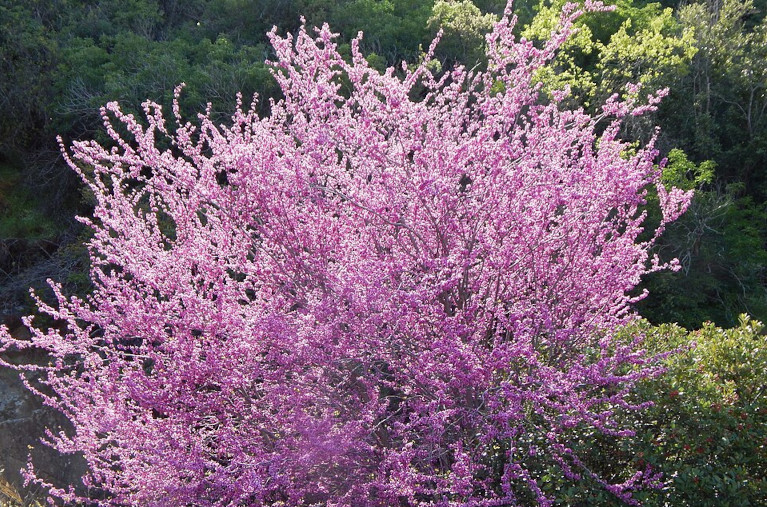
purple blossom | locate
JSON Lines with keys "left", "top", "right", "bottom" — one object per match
{"left": 1, "top": 2, "right": 690, "bottom": 505}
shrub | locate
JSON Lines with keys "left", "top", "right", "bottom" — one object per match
{"left": 633, "top": 316, "right": 767, "bottom": 505}
{"left": 0, "top": 2, "right": 692, "bottom": 505}
{"left": 529, "top": 317, "right": 767, "bottom": 505}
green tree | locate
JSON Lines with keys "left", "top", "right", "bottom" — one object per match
{"left": 522, "top": 0, "right": 696, "bottom": 114}
{"left": 0, "top": 3, "right": 58, "bottom": 158}
{"left": 677, "top": 0, "right": 767, "bottom": 190}
{"left": 638, "top": 0, "right": 767, "bottom": 327}
{"left": 326, "top": 0, "right": 433, "bottom": 64}
{"left": 428, "top": 0, "right": 498, "bottom": 67}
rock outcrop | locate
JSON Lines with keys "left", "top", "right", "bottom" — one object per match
{"left": 1, "top": 317, "right": 86, "bottom": 504}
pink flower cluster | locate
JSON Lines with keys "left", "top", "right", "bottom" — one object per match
{"left": 1, "top": 3, "right": 690, "bottom": 505}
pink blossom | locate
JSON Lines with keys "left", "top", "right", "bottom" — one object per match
{"left": 0, "top": 2, "right": 689, "bottom": 505}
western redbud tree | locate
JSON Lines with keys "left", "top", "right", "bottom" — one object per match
{"left": 1, "top": 2, "right": 691, "bottom": 505}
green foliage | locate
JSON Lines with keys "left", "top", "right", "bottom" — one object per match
{"left": 0, "top": 163, "right": 64, "bottom": 289}
{"left": 0, "top": 3, "right": 58, "bottom": 156}
{"left": 327, "top": 0, "right": 433, "bottom": 64}
{"left": 428, "top": 0, "right": 498, "bottom": 67}
{"left": 514, "top": 0, "right": 767, "bottom": 328}
{"left": 632, "top": 316, "right": 767, "bottom": 505}
{"left": 522, "top": 0, "right": 696, "bottom": 110}
{"left": 53, "top": 33, "right": 278, "bottom": 142}
{"left": 639, "top": 185, "right": 767, "bottom": 329}
{"left": 595, "top": 8, "right": 696, "bottom": 101}
{"left": 522, "top": 0, "right": 601, "bottom": 102}
{"left": 509, "top": 318, "right": 767, "bottom": 505}
{"left": 661, "top": 148, "right": 715, "bottom": 191}
{"left": 0, "top": 165, "right": 57, "bottom": 241}
{"left": 195, "top": 0, "right": 302, "bottom": 44}
{"left": 676, "top": 0, "right": 767, "bottom": 191}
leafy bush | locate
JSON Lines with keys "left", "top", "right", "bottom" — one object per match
{"left": 632, "top": 316, "right": 767, "bottom": 505}
{"left": 527, "top": 317, "right": 767, "bottom": 505}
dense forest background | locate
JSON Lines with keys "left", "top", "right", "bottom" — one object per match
{"left": 0, "top": 0, "right": 766, "bottom": 329}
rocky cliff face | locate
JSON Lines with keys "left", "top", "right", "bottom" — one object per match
{"left": 0, "top": 319, "right": 85, "bottom": 505}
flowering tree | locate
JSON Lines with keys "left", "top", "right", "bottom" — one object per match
{"left": 0, "top": 2, "right": 692, "bottom": 505}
